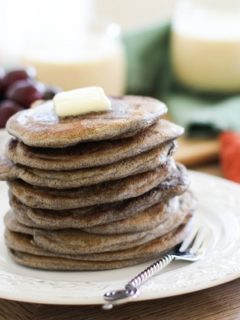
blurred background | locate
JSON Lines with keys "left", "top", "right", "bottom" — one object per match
{"left": 0, "top": 0, "right": 175, "bottom": 65}
{"left": 0, "top": 0, "right": 239, "bottom": 182}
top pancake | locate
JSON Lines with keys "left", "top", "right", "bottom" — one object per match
{"left": 6, "top": 96, "right": 167, "bottom": 148}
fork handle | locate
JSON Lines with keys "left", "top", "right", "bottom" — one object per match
{"left": 126, "top": 254, "right": 175, "bottom": 289}
{"left": 103, "top": 254, "right": 174, "bottom": 308}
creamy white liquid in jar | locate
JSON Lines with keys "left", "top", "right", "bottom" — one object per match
{"left": 22, "top": 10, "right": 126, "bottom": 96}
{"left": 171, "top": 0, "right": 240, "bottom": 93}
{"left": 23, "top": 35, "right": 126, "bottom": 95}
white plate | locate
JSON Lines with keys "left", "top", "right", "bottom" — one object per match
{"left": 0, "top": 172, "right": 240, "bottom": 305}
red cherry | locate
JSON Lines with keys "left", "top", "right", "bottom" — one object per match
{"left": 2, "top": 67, "right": 36, "bottom": 92}
{"left": 0, "top": 100, "right": 24, "bottom": 128}
{"left": 6, "top": 79, "right": 45, "bottom": 108}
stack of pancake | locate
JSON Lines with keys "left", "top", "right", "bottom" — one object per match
{"left": 0, "top": 96, "right": 196, "bottom": 270}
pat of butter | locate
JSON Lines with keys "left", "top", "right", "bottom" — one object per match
{"left": 54, "top": 87, "right": 112, "bottom": 117}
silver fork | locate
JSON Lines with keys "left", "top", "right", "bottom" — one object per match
{"left": 102, "top": 225, "right": 209, "bottom": 310}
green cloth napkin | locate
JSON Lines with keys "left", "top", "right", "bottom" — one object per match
{"left": 123, "top": 23, "right": 240, "bottom": 137}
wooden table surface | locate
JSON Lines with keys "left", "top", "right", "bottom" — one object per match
{"left": 1, "top": 163, "right": 239, "bottom": 320}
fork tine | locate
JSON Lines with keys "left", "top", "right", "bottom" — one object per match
{"left": 189, "top": 227, "right": 207, "bottom": 254}
{"left": 179, "top": 224, "right": 198, "bottom": 252}
{"left": 196, "top": 228, "right": 211, "bottom": 254}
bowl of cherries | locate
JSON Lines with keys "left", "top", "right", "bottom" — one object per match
{"left": 0, "top": 67, "right": 60, "bottom": 129}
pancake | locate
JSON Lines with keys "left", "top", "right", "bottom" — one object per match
{"left": 0, "top": 142, "right": 175, "bottom": 189}
{"left": 10, "top": 201, "right": 170, "bottom": 233}
{"left": 6, "top": 96, "right": 167, "bottom": 148}
{"left": 9, "top": 161, "right": 175, "bottom": 210}
{"left": 6, "top": 224, "right": 190, "bottom": 270}
{"left": 83, "top": 192, "right": 194, "bottom": 234}
{"left": 4, "top": 211, "right": 33, "bottom": 235}
{"left": 7, "top": 194, "right": 191, "bottom": 234}
{"left": 7, "top": 119, "right": 183, "bottom": 170}
{"left": 0, "top": 156, "right": 11, "bottom": 180}
{"left": 10, "top": 164, "right": 189, "bottom": 229}
{"left": 5, "top": 192, "right": 194, "bottom": 255}
{"left": 5, "top": 209, "right": 190, "bottom": 255}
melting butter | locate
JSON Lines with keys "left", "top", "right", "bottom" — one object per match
{"left": 54, "top": 87, "right": 112, "bottom": 117}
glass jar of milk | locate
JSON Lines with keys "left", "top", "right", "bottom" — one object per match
{"left": 22, "top": 8, "right": 126, "bottom": 95}
{"left": 171, "top": 0, "right": 240, "bottom": 93}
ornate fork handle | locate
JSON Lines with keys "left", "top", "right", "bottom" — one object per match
{"left": 103, "top": 254, "right": 174, "bottom": 309}
{"left": 127, "top": 254, "right": 174, "bottom": 288}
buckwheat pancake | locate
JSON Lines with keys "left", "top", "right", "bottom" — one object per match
{"left": 5, "top": 192, "right": 193, "bottom": 255}
{"left": 8, "top": 193, "right": 191, "bottom": 235}
{"left": 0, "top": 142, "right": 175, "bottom": 189}
{"left": 10, "top": 164, "right": 189, "bottom": 229}
{"left": 7, "top": 119, "right": 183, "bottom": 171}
{"left": 10, "top": 201, "right": 171, "bottom": 234}
{"left": 6, "top": 222, "right": 191, "bottom": 264}
{"left": 82, "top": 195, "right": 191, "bottom": 234}
{"left": 7, "top": 96, "right": 167, "bottom": 148}
{"left": 0, "top": 156, "right": 11, "bottom": 179}
{"left": 5, "top": 213, "right": 190, "bottom": 255}
{"left": 9, "top": 161, "right": 175, "bottom": 210}
{"left": 5, "top": 211, "right": 33, "bottom": 235}
{"left": 7, "top": 224, "right": 189, "bottom": 270}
